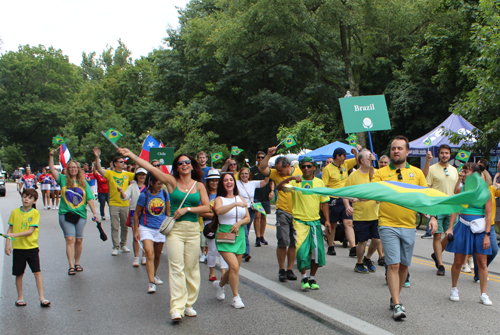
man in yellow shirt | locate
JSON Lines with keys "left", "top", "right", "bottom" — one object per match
{"left": 322, "top": 146, "right": 360, "bottom": 256}
{"left": 94, "top": 147, "right": 135, "bottom": 256}
{"left": 372, "top": 135, "right": 437, "bottom": 320}
{"left": 259, "top": 146, "right": 302, "bottom": 282}
{"left": 344, "top": 150, "right": 380, "bottom": 274}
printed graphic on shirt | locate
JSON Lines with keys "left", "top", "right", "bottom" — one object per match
{"left": 63, "top": 186, "right": 86, "bottom": 208}
{"left": 148, "top": 197, "right": 166, "bottom": 216}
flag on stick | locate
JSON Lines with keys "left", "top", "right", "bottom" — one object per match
{"left": 59, "top": 144, "right": 71, "bottom": 169}
{"left": 139, "top": 135, "right": 170, "bottom": 174}
{"left": 252, "top": 202, "right": 267, "bottom": 217}
{"left": 52, "top": 134, "right": 68, "bottom": 146}
{"left": 423, "top": 137, "right": 432, "bottom": 146}
{"left": 231, "top": 147, "right": 244, "bottom": 155}
{"left": 101, "top": 128, "right": 123, "bottom": 148}
{"left": 346, "top": 134, "right": 357, "bottom": 147}
{"left": 0, "top": 233, "right": 16, "bottom": 241}
{"left": 456, "top": 150, "right": 470, "bottom": 162}
{"left": 457, "top": 163, "right": 464, "bottom": 173}
{"left": 284, "top": 135, "right": 297, "bottom": 148}
{"left": 212, "top": 152, "right": 223, "bottom": 162}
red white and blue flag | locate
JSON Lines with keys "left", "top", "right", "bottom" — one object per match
{"left": 139, "top": 135, "right": 170, "bottom": 174}
{"left": 59, "top": 144, "right": 71, "bottom": 169}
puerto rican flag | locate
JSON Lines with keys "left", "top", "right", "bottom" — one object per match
{"left": 59, "top": 144, "right": 71, "bottom": 169}
{"left": 139, "top": 135, "right": 170, "bottom": 174}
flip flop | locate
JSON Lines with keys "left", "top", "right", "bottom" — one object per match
{"left": 68, "top": 267, "right": 76, "bottom": 275}
{"left": 15, "top": 300, "right": 26, "bottom": 307}
{"left": 75, "top": 264, "right": 84, "bottom": 272}
{"left": 40, "top": 299, "right": 51, "bottom": 308}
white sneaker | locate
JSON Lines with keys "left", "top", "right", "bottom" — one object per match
{"left": 171, "top": 312, "right": 182, "bottom": 321}
{"left": 199, "top": 254, "right": 207, "bottom": 263}
{"left": 141, "top": 257, "right": 147, "bottom": 265}
{"left": 43, "top": 206, "right": 47, "bottom": 210}
{"left": 461, "top": 263, "right": 472, "bottom": 273}
{"left": 148, "top": 282, "right": 157, "bottom": 293}
{"left": 185, "top": 307, "right": 197, "bottom": 317}
{"left": 214, "top": 280, "right": 225, "bottom": 300}
{"left": 154, "top": 276, "right": 163, "bottom": 285}
{"left": 47, "top": 206, "right": 51, "bottom": 209}
{"left": 450, "top": 287, "right": 459, "bottom": 302}
{"left": 468, "top": 257, "right": 475, "bottom": 270}
{"left": 111, "top": 249, "right": 119, "bottom": 256}
{"left": 132, "top": 257, "right": 140, "bottom": 267}
{"left": 232, "top": 294, "right": 245, "bottom": 309}
{"left": 54, "top": 207, "right": 58, "bottom": 210}
{"left": 480, "top": 293, "right": 492, "bottom": 306}
{"left": 121, "top": 246, "right": 131, "bottom": 253}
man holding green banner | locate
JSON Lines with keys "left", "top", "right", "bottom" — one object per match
{"left": 276, "top": 157, "right": 331, "bottom": 290}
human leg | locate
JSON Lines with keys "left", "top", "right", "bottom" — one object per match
{"left": 109, "top": 206, "right": 120, "bottom": 250}
{"left": 33, "top": 271, "right": 46, "bottom": 302}
{"left": 65, "top": 237, "right": 76, "bottom": 268}
{"left": 219, "top": 252, "right": 242, "bottom": 297}
{"left": 451, "top": 253, "right": 466, "bottom": 287}
{"left": 15, "top": 274, "right": 24, "bottom": 301}
{"left": 98, "top": 193, "right": 107, "bottom": 218}
{"left": 143, "top": 239, "right": 155, "bottom": 283}
{"left": 154, "top": 242, "right": 164, "bottom": 275}
{"left": 367, "top": 238, "right": 379, "bottom": 259}
{"left": 183, "top": 221, "right": 201, "bottom": 309}
{"left": 344, "top": 219, "right": 356, "bottom": 248}
{"left": 118, "top": 206, "right": 129, "bottom": 248}
{"left": 476, "top": 253, "right": 489, "bottom": 294}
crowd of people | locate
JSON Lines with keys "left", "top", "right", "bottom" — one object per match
{"left": 3, "top": 137, "right": 500, "bottom": 323}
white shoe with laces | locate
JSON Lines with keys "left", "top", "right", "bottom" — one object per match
{"left": 450, "top": 287, "right": 459, "bottom": 302}
{"left": 111, "top": 249, "right": 119, "bottom": 256}
{"left": 121, "top": 246, "right": 131, "bottom": 253}
{"left": 232, "top": 294, "right": 245, "bottom": 309}
{"left": 185, "top": 307, "right": 197, "bottom": 317}
{"left": 132, "top": 257, "right": 140, "bottom": 267}
{"left": 141, "top": 257, "right": 147, "bottom": 265}
{"left": 480, "top": 293, "right": 492, "bottom": 306}
{"left": 214, "top": 280, "right": 225, "bottom": 301}
{"left": 148, "top": 282, "right": 157, "bottom": 293}
{"left": 461, "top": 263, "right": 472, "bottom": 273}
{"left": 171, "top": 312, "right": 182, "bottom": 321}
{"left": 154, "top": 276, "right": 163, "bottom": 285}
{"left": 199, "top": 254, "right": 207, "bottom": 263}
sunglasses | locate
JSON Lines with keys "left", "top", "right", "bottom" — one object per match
{"left": 444, "top": 167, "right": 450, "bottom": 176}
{"left": 152, "top": 164, "right": 160, "bottom": 167}
{"left": 257, "top": 156, "right": 265, "bottom": 159}
{"left": 230, "top": 163, "right": 237, "bottom": 166}
{"left": 396, "top": 169, "right": 403, "bottom": 180}
{"left": 301, "top": 164, "right": 313, "bottom": 169}
{"left": 116, "top": 160, "right": 124, "bottom": 163}
{"left": 178, "top": 160, "right": 191, "bottom": 166}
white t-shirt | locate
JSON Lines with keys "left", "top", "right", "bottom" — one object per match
{"left": 236, "top": 180, "right": 261, "bottom": 206}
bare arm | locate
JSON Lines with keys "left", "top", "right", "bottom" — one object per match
{"left": 259, "top": 146, "right": 276, "bottom": 176}
{"left": 259, "top": 176, "right": 269, "bottom": 188}
{"left": 213, "top": 196, "right": 247, "bottom": 216}
{"left": 321, "top": 202, "right": 331, "bottom": 233}
{"left": 276, "top": 175, "right": 302, "bottom": 191}
{"left": 4, "top": 226, "right": 12, "bottom": 255}
{"left": 8, "top": 226, "right": 36, "bottom": 238}
{"left": 221, "top": 158, "right": 231, "bottom": 172}
{"left": 423, "top": 151, "right": 433, "bottom": 178}
{"left": 86, "top": 200, "right": 98, "bottom": 221}
{"left": 48, "top": 149, "right": 60, "bottom": 182}
{"left": 92, "top": 147, "right": 107, "bottom": 177}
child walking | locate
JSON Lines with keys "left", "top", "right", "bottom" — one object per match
{"left": 4, "top": 188, "right": 50, "bottom": 307}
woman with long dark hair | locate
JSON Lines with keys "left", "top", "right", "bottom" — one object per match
{"left": 117, "top": 148, "right": 209, "bottom": 322}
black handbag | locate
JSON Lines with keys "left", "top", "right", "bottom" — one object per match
{"left": 65, "top": 212, "right": 81, "bottom": 224}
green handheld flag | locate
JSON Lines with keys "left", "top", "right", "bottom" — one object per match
{"left": 284, "top": 135, "right": 297, "bottom": 148}
{"left": 423, "top": 137, "right": 432, "bottom": 146}
{"left": 457, "top": 163, "right": 464, "bottom": 173}
{"left": 0, "top": 233, "right": 16, "bottom": 241}
{"left": 52, "top": 135, "right": 68, "bottom": 146}
{"left": 251, "top": 202, "right": 267, "bottom": 217}
{"left": 104, "top": 128, "right": 123, "bottom": 143}
{"left": 231, "top": 147, "right": 244, "bottom": 155}
{"left": 346, "top": 134, "right": 357, "bottom": 147}
{"left": 456, "top": 150, "right": 470, "bottom": 162}
{"left": 212, "top": 152, "right": 223, "bottom": 162}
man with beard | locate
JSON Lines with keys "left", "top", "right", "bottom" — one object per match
{"left": 423, "top": 144, "right": 458, "bottom": 276}
{"left": 372, "top": 136, "right": 437, "bottom": 320}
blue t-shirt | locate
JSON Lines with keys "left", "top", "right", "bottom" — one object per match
{"left": 201, "top": 166, "right": 211, "bottom": 183}
{"left": 137, "top": 190, "right": 170, "bottom": 229}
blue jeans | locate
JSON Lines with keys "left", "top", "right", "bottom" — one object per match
{"left": 425, "top": 218, "right": 431, "bottom": 235}
{"left": 244, "top": 207, "right": 256, "bottom": 255}
{"left": 98, "top": 193, "right": 109, "bottom": 217}
{"left": 473, "top": 230, "right": 498, "bottom": 281}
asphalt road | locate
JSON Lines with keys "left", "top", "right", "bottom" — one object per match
{"left": 1, "top": 181, "right": 499, "bottom": 334}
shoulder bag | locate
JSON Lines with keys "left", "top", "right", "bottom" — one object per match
{"left": 216, "top": 197, "right": 239, "bottom": 244}
{"left": 159, "top": 181, "right": 197, "bottom": 236}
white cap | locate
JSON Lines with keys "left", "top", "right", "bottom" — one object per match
{"left": 136, "top": 168, "right": 148, "bottom": 175}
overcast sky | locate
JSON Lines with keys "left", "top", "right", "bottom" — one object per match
{"left": 0, "top": 0, "right": 190, "bottom": 65}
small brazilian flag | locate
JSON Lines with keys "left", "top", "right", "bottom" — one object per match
{"left": 423, "top": 137, "right": 432, "bottom": 146}
{"left": 284, "top": 135, "right": 297, "bottom": 148}
{"left": 456, "top": 150, "right": 470, "bottom": 162}
{"left": 346, "top": 134, "right": 357, "bottom": 147}
{"left": 252, "top": 202, "right": 267, "bottom": 217}
{"left": 301, "top": 181, "right": 313, "bottom": 189}
{"left": 212, "top": 152, "right": 223, "bottom": 162}
{"left": 231, "top": 147, "right": 244, "bottom": 155}
{"left": 52, "top": 134, "right": 68, "bottom": 145}
{"left": 457, "top": 163, "right": 464, "bottom": 173}
{"left": 104, "top": 128, "right": 123, "bottom": 143}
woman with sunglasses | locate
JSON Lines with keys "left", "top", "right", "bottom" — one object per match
{"left": 236, "top": 167, "right": 269, "bottom": 261}
{"left": 212, "top": 172, "right": 250, "bottom": 308}
{"left": 445, "top": 163, "right": 493, "bottom": 305}
{"left": 49, "top": 150, "right": 98, "bottom": 275}
{"left": 117, "top": 148, "right": 209, "bottom": 322}
{"left": 221, "top": 158, "right": 239, "bottom": 179}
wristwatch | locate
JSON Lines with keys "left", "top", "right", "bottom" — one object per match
{"left": 485, "top": 231, "right": 491, "bottom": 236}
{"left": 187, "top": 207, "right": 192, "bottom": 212}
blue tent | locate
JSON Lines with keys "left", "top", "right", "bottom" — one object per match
{"left": 299, "top": 141, "right": 355, "bottom": 161}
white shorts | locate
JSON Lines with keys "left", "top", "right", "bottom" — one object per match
{"left": 51, "top": 185, "right": 61, "bottom": 191}
{"left": 41, "top": 184, "right": 51, "bottom": 191}
{"left": 139, "top": 225, "right": 166, "bottom": 243}
{"left": 15, "top": 179, "right": 21, "bottom": 184}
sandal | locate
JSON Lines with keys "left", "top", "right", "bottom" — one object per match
{"left": 40, "top": 299, "right": 51, "bottom": 308}
{"left": 15, "top": 300, "right": 26, "bottom": 307}
{"left": 75, "top": 264, "right": 84, "bottom": 272}
{"left": 68, "top": 267, "right": 76, "bottom": 275}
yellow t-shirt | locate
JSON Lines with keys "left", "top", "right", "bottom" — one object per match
{"left": 426, "top": 163, "right": 458, "bottom": 196}
{"left": 269, "top": 167, "right": 302, "bottom": 214}
{"left": 372, "top": 162, "right": 427, "bottom": 229}
{"left": 105, "top": 170, "right": 136, "bottom": 207}
{"left": 344, "top": 170, "right": 379, "bottom": 221}
{"left": 289, "top": 178, "right": 329, "bottom": 221}
{"left": 8, "top": 207, "right": 40, "bottom": 249}
{"left": 490, "top": 186, "right": 500, "bottom": 226}
{"left": 322, "top": 158, "right": 357, "bottom": 198}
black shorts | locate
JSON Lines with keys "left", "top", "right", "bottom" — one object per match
{"left": 353, "top": 220, "right": 380, "bottom": 242}
{"left": 329, "top": 198, "right": 353, "bottom": 223}
{"left": 13, "top": 248, "right": 40, "bottom": 276}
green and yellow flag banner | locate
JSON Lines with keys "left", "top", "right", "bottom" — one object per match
{"left": 284, "top": 135, "right": 297, "bottom": 148}
{"left": 346, "top": 134, "right": 358, "bottom": 147}
{"left": 212, "top": 152, "right": 223, "bottom": 162}
{"left": 0, "top": 233, "right": 16, "bottom": 241}
{"left": 252, "top": 202, "right": 267, "bottom": 217}
{"left": 457, "top": 163, "right": 464, "bottom": 173}
{"left": 104, "top": 128, "right": 123, "bottom": 143}
{"left": 284, "top": 173, "right": 489, "bottom": 215}
{"left": 423, "top": 137, "right": 432, "bottom": 146}
{"left": 456, "top": 150, "right": 470, "bottom": 162}
{"left": 52, "top": 134, "right": 68, "bottom": 146}
{"left": 231, "top": 147, "right": 244, "bottom": 155}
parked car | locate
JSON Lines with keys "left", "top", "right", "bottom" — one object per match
{"left": 0, "top": 174, "right": 5, "bottom": 196}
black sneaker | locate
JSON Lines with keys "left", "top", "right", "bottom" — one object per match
{"left": 286, "top": 269, "right": 297, "bottom": 280}
{"left": 389, "top": 298, "right": 406, "bottom": 312}
{"left": 363, "top": 256, "right": 376, "bottom": 272}
{"left": 431, "top": 253, "right": 439, "bottom": 269}
{"left": 244, "top": 254, "right": 251, "bottom": 262}
{"left": 260, "top": 237, "right": 269, "bottom": 245}
{"left": 279, "top": 269, "right": 287, "bottom": 282}
{"left": 349, "top": 247, "right": 357, "bottom": 257}
{"left": 255, "top": 238, "right": 261, "bottom": 247}
{"left": 437, "top": 265, "right": 445, "bottom": 276}
{"left": 378, "top": 256, "right": 386, "bottom": 266}
{"left": 327, "top": 246, "right": 336, "bottom": 256}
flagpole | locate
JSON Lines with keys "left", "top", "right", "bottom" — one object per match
{"left": 367, "top": 131, "right": 378, "bottom": 168}
{"left": 101, "top": 131, "right": 119, "bottom": 149}
{"left": 276, "top": 134, "right": 293, "bottom": 149}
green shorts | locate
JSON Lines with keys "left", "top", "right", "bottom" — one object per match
{"left": 436, "top": 214, "right": 457, "bottom": 234}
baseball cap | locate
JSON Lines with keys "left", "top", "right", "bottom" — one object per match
{"left": 333, "top": 148, "right": 347, "bottom": 158}
{"left": 206, "top": 169, "right": 221, "bottom": 180}
{"left": 136, "top": 168, "right": 148, "bottom": 175}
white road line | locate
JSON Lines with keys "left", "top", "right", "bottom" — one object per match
{"left": 239, "top": 267, "right": 394, "bottom": 335}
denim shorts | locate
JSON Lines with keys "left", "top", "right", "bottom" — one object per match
{"left": 276, "top": 208, "right": 296, "bottom": 248}
{"left": 59, "top": 214, "right": 86, "bottom": 239}
{"left": 378, "top": 226, "right": 416, "bottom": 266}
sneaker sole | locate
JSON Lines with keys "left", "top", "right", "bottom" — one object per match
{"left": 393, "top": 312, "right": 406, "bottom": 321}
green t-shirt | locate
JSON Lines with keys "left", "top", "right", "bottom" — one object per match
{"left": 58, "top": 174, "right": 94, "bottom": 219}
